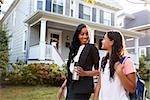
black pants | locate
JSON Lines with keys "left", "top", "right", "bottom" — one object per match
{"left": 66, "top": 92, "right": 91, "bottom": 100}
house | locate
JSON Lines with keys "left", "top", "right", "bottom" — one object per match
{"left": 0, "top": 0, "right": 3, "bottom": 15}
{"left": 117, "top": 9, "right": 150, "bottom": 60}
{"left": 0, "top": 0, "right": 143, "bottom": 68}
{"left": 0, "top": 0, "right": 4, "bottom": 4}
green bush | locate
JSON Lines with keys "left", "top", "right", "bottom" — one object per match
{"left": 138, "top": 56, "right": 150, "bottom": 81}
{"left": 6, "top": 63, "right": 67, "bottom": 86}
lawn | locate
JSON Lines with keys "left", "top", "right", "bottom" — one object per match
{"left": 0, "top": 85, "right": 60, "bottom": 100}
{"left": 0, "top": 81, "right": 149, "bottom": 100}
{"left": 0, "top": 85, "right": 93, "bottom": 100}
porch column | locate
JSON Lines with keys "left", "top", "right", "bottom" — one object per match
{"left": 89, "top": 29, "right": 95, "bottom": 44}
{"left": 134, "top": 38, "right": 139, "bottom": 69}
{"left": 39, "top": 20, "right": 46, "bottom": 60}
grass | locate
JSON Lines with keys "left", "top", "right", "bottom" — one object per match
{"left": 0, "top": 85, "right": 93, "bottom": 100}
{"left": 0, "top": 82, "right": 149, "bottom": 100}
{"left": 0, "top": 85, "right": 60, "bottom": 100}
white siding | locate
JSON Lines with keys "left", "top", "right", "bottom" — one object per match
{"left": 3, "top": 0, "right": 32, "bottom": 63}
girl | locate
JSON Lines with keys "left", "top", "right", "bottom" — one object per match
{"left": 94, "top": 30, "right": 136, "bottom": 100}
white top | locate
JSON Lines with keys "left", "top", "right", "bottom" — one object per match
{"left": 99, "top": 58, "right": 136, "bottom": 100}
{"left": 69, "top": 45, "right": 85, "bottom": 73}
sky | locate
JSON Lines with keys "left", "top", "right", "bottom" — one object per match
{"left": 0, "top": 0, "right": 150, "bottom": 19}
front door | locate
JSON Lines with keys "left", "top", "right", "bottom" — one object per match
{"left": 47, "top": 29, "right": 62, "bottom": 53}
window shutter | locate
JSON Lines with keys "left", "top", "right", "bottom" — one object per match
{"left": 92, "top": 8, "right": 96, "bottom": 22}
{"left": 65, "top": 0, "right": 70, "bottom": 16}
{"left": 100, "top": 10, "right": 104, "bottom": 24}
{"left": 46, "top": 0, "right": 51, "bottom": 11}
{"left": 79, "top": 4, "right": 83, "bottom": 19}
{"left": 111, "top": 13, "right": 115, "bottom": 26}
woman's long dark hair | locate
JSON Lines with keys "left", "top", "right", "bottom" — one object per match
{"left": 102, "top": 31, "right": 126, "bottom": 79}
{"left": 68, "top": 24, "right": 87, "bottom": 63}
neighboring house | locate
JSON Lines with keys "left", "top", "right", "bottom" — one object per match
{"left": 0, "top": 0, "right": 143, "bottom": 67}
{"left": 117, "top": 10, "right": 150, "bottom": 60}
{"left": 0, "top": 0, "right": 3, "bottom": 4}
{"left": 0, "top": 0, "right": 3, "bottom": 14}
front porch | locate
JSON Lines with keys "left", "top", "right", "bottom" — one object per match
{"left": 25, "top": 11, "right": 144, "bottom": 68}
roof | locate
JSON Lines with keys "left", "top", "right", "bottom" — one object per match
{"left": 124, "top": 9, "right": 150, "bottom": 29}
{"left": 96, "top": 0, "right": 122, "bottom": 11}
{"left": 25, "top": 11, "right": 144, "bottom": 38}
{"left": 118, "top": 13, "right": 135, "bottom": 19}
{"left": 0, "top": 0, "right": 20, "bottom": 23}
{"left": 128, "top": 24, "right": 150, "bottom": 30}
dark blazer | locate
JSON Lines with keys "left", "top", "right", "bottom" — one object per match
{"left": 67, "top": 44, "right": 99, "bottom": 94}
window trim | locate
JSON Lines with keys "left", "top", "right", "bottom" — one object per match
{"left": 103, "top": 11, "right": 111, "bottom": 26}
{"left": 83, "top": 5, "right": 91, "bottom": 21}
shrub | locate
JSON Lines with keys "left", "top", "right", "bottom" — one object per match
{"left": 6, "top": 63, "right": 67, "bottom": 86}
{"left": 138, "top": 56, "right": 150, "bottom": 81}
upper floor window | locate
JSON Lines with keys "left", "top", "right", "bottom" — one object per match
{"left": 70, "top": 0, "right": 74, "bottom": 17}
{"left": 79, "top": 4, "right": 91, "bottom": 21}
{"left": 53, "top": 0, "right": 64, "bottom": 14}
{"left": 37, "top": 0, "right": 43, "bottom": 10}
{"left": 104, "top": 11, "right": 111, "bottom": 26}
{"left": 46, "top": 0, "right": 52, "bottom": 11}
{"left": 83, "top": 6, "right": 90, "bottom": 20}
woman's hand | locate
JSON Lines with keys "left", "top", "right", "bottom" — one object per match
{"left": 76, "top": 67, "right": 87, "bottom": 76}
{"left": 75, "top": 66, "right": 100, "bottom": 77}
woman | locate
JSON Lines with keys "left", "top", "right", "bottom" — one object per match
{"left": 57, "top": 23, "right": 100, "bottom": 100}
{"left": 94, "top": 31, "right": 136, "bottom": 100}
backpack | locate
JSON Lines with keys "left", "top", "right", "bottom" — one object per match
{"left": 120, "top": 56, "right": 147, "bottom": 100}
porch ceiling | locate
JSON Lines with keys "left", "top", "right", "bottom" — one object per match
{"left": 25, "top": 11, "right": 145, "bottom": 38}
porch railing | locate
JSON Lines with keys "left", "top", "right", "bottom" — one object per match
{"left": 29, "top": 44, "right": 64, "bottom": 66}
{"left": 28, "top": 45, "right": 40, "bottom": 59}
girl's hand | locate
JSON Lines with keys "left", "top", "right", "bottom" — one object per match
{"left": 114, "top": 62, "right": 124, "bottom": 75}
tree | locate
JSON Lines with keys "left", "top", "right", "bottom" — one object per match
{"left": 0, "top": 28, "right": 9, "bottom": 78}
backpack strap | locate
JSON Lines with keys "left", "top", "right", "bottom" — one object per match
{"left": 119, "top": 56, "right": 130, "bottom": 64}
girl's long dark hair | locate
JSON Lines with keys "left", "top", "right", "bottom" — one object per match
{"left": 68, "top": 24, "right": 87, "bottom": 63}
{"left": 102, "top": 31, "right": 126, "bottom": 79}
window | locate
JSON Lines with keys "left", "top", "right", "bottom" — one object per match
{"left": 9, "top": 35, "right": 13, "bottom": 52}
{"left": 92, "top": 8, "right": 96, "bottom": 22}
{"left": 23, "top": 30, "right": 27, "bottom": 52}
{"left": 71, "top": 9, "right": 73, "bottom": 17}
{"left": 46, "top": 0, "right": 52, "bottom": 11}
{"left": 70, "top": 0, "right": 74, "bottom": 17}
{"left": 104, "top": 11, "right": 111, "bottom": 26}
{"left": 12, "top": 11, "right": 16, "bottom": 26}
{"left": 83, "top": 5, "right": 90, "bottom": 20}
{"left": 53, "top": 0, "right": 63, "bottom": 14}
{"left": 37, "top": 0, "right": 43, "bottom": 10}
{"left": 139, "top": 48, "right": 146, "bottom": 57}
{"left": 0, "top": 6, "right": 2, "bottom": 14}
